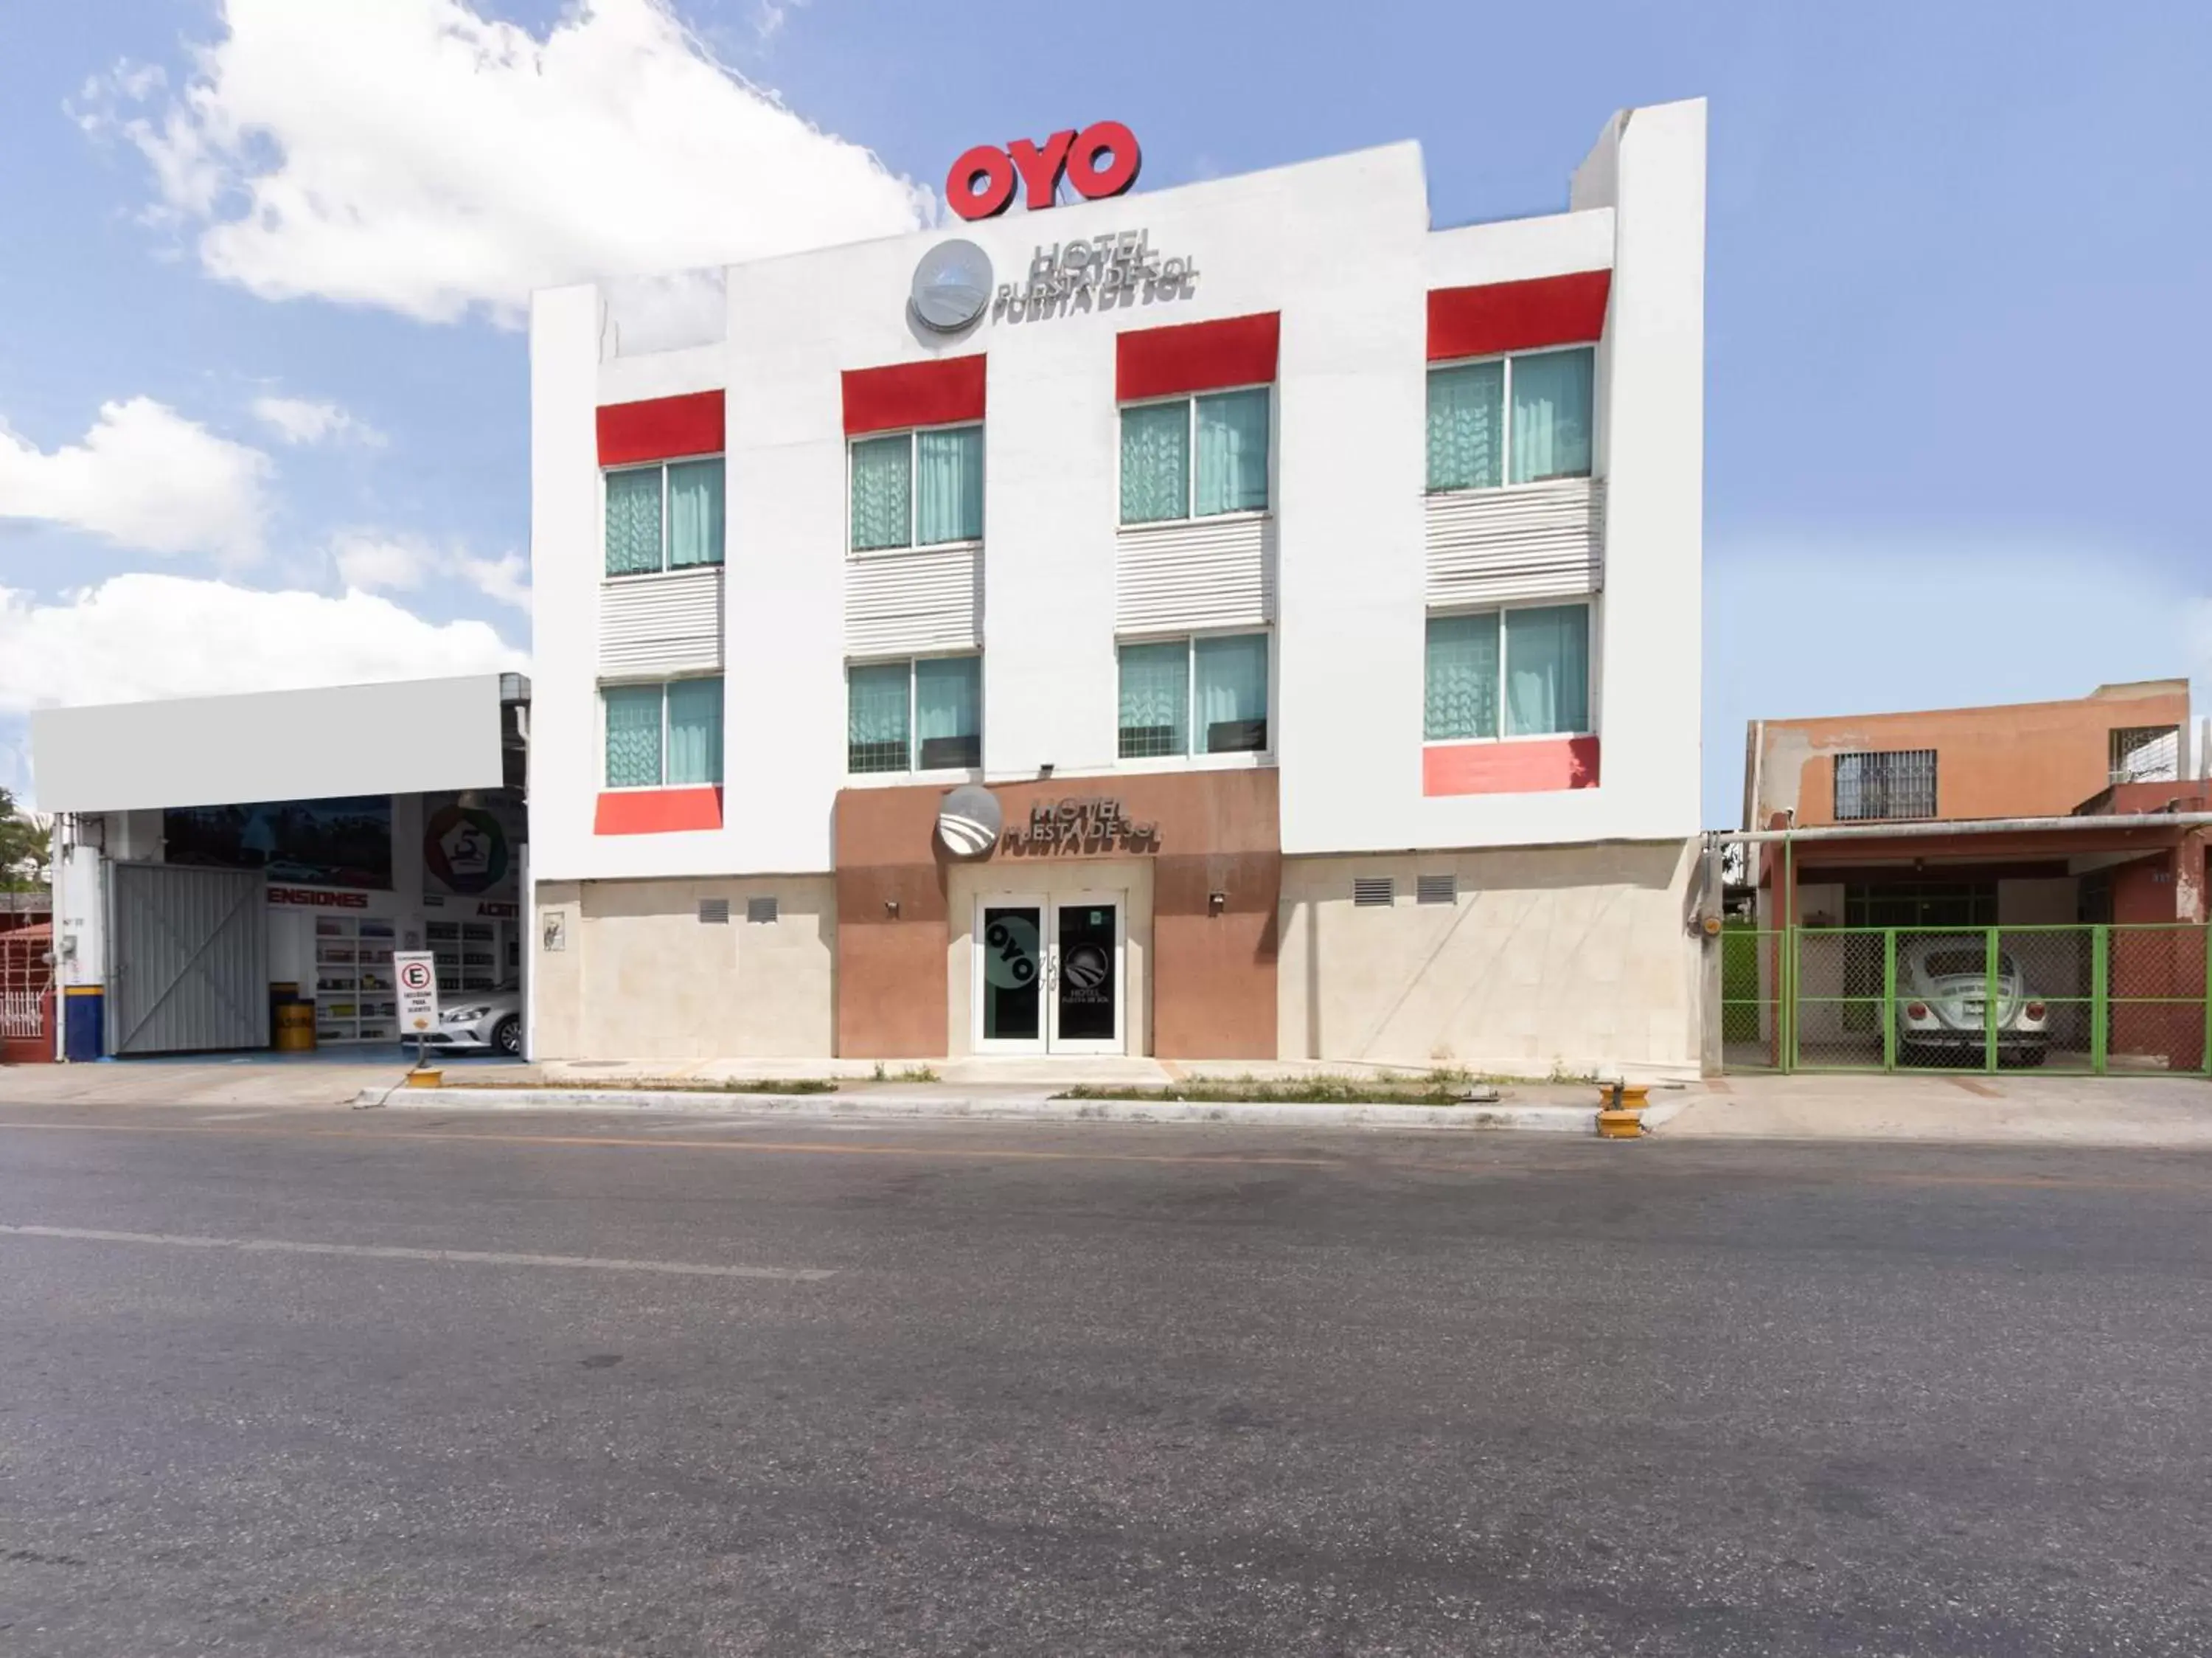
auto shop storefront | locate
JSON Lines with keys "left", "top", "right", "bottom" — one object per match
{"left": 29, "top": 674, "right": 528, "bottom": 1059}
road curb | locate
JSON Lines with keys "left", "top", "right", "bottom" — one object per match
{"left": 362, "top": 1086, "right": 1610, "bottom": 1134}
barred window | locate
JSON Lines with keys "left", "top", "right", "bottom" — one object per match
{"left": 2109, "top": 725, "right": 2180, "bottom": 785}
{"left": 1834, "top": 749, "right": 1937, "bottom": 821}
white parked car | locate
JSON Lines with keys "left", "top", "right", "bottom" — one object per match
{"left": 1895, "top": 941, "right": 2048, "bottom": 1066}
{"left": 428, "top": 985, "right": 523, "bottom": 1056}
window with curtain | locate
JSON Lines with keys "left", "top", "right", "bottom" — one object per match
{"left": 1194, "top": 633, "right": 1269, "bottom": 752}
{"left": 602, "top": 678, "right": 723, "bottom": 787}
{"left": 1120, "top": 389, "right": 1272, "bottom": 525}
{"left": 667, "top": 460, "right": 725, "bottom": 568}
{"left": 915, "top": 656, "right": 982, "bottom": 769}
{"left": 664, "top": 679, "right": 724, "bottom": 784}
{"left": 1426, "top": 361, "right": 1505, "bottom": 491}
{"left": 1117, "top": 641, "right": 1189, "bottom": 757}
{"left": 1509, "top": 349, "right": 1594, "bottom": 485}
{"left": 1503, "top": 605, "right": 1590, "bottom": 735}
{"left": 1119, "top": 633, "right": 1269, "bottom": 758}
{"left": 1119, "top": 403, "right": 1189, "bottom": 524}
{"left": 916, "top": 427, "right": 983, "bottom": 545}
{"left": 1425, "top": 346, "right": 1595, "bottom": 493}
{"left": 850, "top": 426, "right": 983, "bottom": 552}
{"left": 1194, "top": 389, "right": 1270, "bottom": 516}
{"left": 1424, "top": 612, "right": 1501, "bottom": 740}
{"left": 1424, "top": 604, "right": 1590, "bottom": 743}
{"left": 605, "top": 470, "right": 664, "bottom": 576}
{"left": 603, "top": 684, "right": 663, "bottom": 786}
{"left": 604, "top": 460, "right": 725, "bottom": 575}
{"left": 847, "top": 655, "right": 982, "bottom": 773}
{"left": 849, "top": 435, "right": 911, "bottom": 552}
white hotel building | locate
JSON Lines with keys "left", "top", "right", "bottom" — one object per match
{"left": 526, "top": 98, "right": 1706, "bottom": 1072}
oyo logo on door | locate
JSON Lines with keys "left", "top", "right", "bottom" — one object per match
{"left": 945, "top": 122, "right": 1142, "bottom": 221}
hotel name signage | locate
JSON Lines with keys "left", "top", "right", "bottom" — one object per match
{"left": 995, "top": 229, "right": 1197, "bottom": 325}
{"left": 947, "top": 122, "right": 1142, "bottom": 221}
{"left": 1001, "top": 796, "right": 1160, "bottom": 856}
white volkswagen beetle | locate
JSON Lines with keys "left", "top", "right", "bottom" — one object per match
{"left": 1895, "top": 940, "right": 2048, "bottom": 1066}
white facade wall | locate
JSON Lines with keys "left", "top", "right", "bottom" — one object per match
{"left": 528, "top": 103, "right": 1705, "bottom": 886}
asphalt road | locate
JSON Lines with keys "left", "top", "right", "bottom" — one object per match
{"left": 1, "top": 1103, "right": 2208, "bottom": 1656}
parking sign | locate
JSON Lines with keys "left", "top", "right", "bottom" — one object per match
{"left": 394, "top": 951, "right": 440, "bottom": 1035}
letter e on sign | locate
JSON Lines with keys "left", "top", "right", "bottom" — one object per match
{"left": 394, "top": 951, "right": 440, "bottom": 1034}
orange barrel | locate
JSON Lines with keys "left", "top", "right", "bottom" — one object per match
{"left": 274, "top": 1001, "right": 316, "bottom": 1053}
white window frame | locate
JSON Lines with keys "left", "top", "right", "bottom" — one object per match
{"left": 1116, "top": 384, "right": 1275, "bottom": 528}
{"left": 846, "top": 420, "right": 985, "bottom": 558}
{"left": 843, "top": 651, "right": 984, "bottom": 782}
{"left": 1113, "top": 626, "right": 1276, "bottom": 771}
{"left": 1423, "top": 343, "right": 1596, "bottom": 496}
{"left": 1420, "top": 597, "right": 1597, "bottom": 747}
{"left": 601, "top": 456, "right": 726, "bottom": 579}
{"left": 597, "top": 673, "right": 725, "bottom": 791}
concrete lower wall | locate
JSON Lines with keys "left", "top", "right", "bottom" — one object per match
{"left": 532, "top": 875, "right": 835, "bottom": 1059}
{"left": 1277, "top": 839, "right": 1701, "bottom": 1077}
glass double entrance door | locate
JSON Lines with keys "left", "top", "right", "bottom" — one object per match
{"left": 975, "top": 893, "right": 1124, "bottom": 1054}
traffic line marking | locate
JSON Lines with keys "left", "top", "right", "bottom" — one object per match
{"left": 0, "top": 1223, "right": 835, "bottom": 1281}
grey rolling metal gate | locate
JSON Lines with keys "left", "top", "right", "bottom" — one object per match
{"left": 104, "top": 863, "right": 268, "bottom": 1055}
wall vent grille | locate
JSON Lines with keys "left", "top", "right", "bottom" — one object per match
{"left": 746, "top": 896, "right": 779, "bottom": 925}
{"left": 698, "top": 898, "right": 729, "bottom": 925}
{"left": 1353, "top": 877, "right": 1395, "bottom": 908}
{"left": 1416, "top": 874, "right": 1457, "bottom": 906}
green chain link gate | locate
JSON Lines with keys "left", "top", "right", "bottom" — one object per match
{"left": 1719, "top": 923, "right": 2211, "bottom": 1076}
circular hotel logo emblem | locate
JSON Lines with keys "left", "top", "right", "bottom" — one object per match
{"left": 909, "top": 238, "right": 994, "bottom": 333}
{"left": 936, "top": 784, "right": 1002, "bottom": 858}
{"left": 1064, "top": 945, "right": 1110, "bottom": 991}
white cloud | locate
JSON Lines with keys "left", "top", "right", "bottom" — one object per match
{"left": 0, "top": 398, "right": 271, "bottom": 563}
{"left": 327, "top": 531, "right": 530, "bottom": 614}
{"left": 88, "top": 0, "right": 930, "bottom": 327}
{"left": 330, "top": 532, "right": 435, "bottom": 594}
{"left": 0, "top": 575, "right": 525, "bottom": 716}
{"left": 456, "top": 551, "right": 531, "bottom": 613}
{"left": 251, "top": 395, "right": 386, "bottom": 448}
{"left": 753, "top": 0, "right": 811, "bottom": 42}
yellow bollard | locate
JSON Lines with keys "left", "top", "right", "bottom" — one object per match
{"left": 1595, "top": 1081, "right": 1646, "bottom": 1139}
{"left": 405, "top": 1068, "right": 445, "bottom": 1089}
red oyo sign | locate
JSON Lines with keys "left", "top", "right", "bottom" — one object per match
{"left": 945, "top": 122, "right": 1142, "bottom": 221}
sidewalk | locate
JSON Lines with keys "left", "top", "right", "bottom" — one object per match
{"left": 4, "top": 1055, "right": 2210, "bottom": 1147}
{"left": 1655, "top": 1072, "right": 2212, "bottom": 1148}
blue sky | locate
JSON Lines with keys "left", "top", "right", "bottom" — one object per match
{"left": 1, "top": 0, "right": 2205, "bottom": 825}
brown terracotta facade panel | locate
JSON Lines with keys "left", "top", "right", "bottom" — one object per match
{"left": 834, "top": 769, "right": 1282, "bottom": 1058}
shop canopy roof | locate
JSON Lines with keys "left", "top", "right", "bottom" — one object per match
{"left": 29, "top": 674, "right": 521, "bottom": 814}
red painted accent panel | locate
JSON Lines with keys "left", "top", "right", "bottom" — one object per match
{"left": 1423, "top": 738, "right": 1601, "bottom": 797}
{"left": 597, "top": 391, "right": 725, "bottom": 466}
{"left": 1116, "top": 312, "right": 1281, "bottom": 401}
{"left": 1427, "top": 271, "right": 1613, "bottom": 362}
{"left": 841, "top": 355, "right": 988, "bottom": 435}
{"left": 594, "top": 787, "right": 725, "bottom": 836}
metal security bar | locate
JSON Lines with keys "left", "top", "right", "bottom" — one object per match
{"left": 1833, "top": 749, "right": 1938, "bottom": 821}
{"left": 1717, "top": 923, "right": 2211, "bottom": 1077}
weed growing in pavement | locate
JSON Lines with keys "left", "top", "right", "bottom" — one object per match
{"left": 1054, "top": 1068, "right": 1539, "bottom": 1106}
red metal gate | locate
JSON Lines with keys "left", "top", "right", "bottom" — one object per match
{"left": 1, "top": 926, "right": 54, "bottom": 1064}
